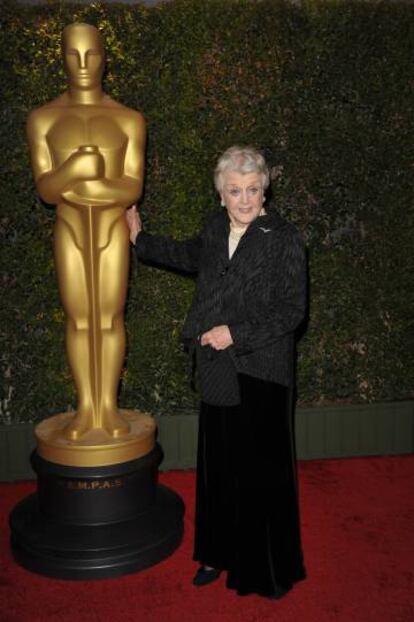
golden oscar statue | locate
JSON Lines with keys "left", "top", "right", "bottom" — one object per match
{"left": 10, "top": 23, "right": 183, "bottom": 579}
{"left": 26, "top": 22, "right": 156, "bottom": 467}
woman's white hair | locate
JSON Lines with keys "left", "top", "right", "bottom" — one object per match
{"left": 214, "top": 145, "right": 270, "bottom": 193}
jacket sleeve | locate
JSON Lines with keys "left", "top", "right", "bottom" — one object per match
{"left": 228, "top": 226, "right": 307, "bottom": 354}
{"left": 134, "top": 231, "right": 202, "bottom": 274}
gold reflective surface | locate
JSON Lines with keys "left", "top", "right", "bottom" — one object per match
{"left": 27, "top": 23, "right": 152, "bottom": 464}
{"left": 35, "top": 410, "right": 156, "bottom": 467}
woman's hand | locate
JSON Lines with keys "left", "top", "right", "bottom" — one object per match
{"left": 125, "top": 204, "right": 142, "bottom": 244}
{"left": 200, "top": 325, "right": 234, "bottom": 350}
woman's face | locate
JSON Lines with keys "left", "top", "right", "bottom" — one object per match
{"left": 220, "top": 171, "right": 265, "bottom": 228}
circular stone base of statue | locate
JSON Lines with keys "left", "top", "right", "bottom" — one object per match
{"left": 9, "top": 447, "right": 184, "bottom": 580}
{"left": 35, "top": 409, "right": 156, "bottom": 467}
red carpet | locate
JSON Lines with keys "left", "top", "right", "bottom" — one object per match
{"left": 1, "top": 456, "right": 413, "bottom": 622}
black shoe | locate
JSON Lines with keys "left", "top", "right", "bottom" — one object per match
{"left": 267, "top": 583, "right": 292, "bottom": 600}
{"left": 192, "top": 566, "right": 221, "bottom": 587}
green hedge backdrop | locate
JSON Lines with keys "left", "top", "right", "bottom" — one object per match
{"left": 1, "top": 0, "right": 413, "bottom": 424}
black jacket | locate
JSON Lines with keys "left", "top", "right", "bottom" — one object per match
{"left": 134, "top": 209, "right": 307, "bottom": 405}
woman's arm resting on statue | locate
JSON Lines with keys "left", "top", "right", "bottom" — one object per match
{"left": 126, "top": 205, "right": 201, "bottom": 274}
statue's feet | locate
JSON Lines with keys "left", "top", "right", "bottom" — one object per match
{"left": 103, "top": 409, "right": 130, "bottom": 438}
{"left": 64, "top": 414, "right": 94, "bottom": 441}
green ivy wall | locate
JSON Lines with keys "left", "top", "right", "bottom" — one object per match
{"left": 1, "top": 0, "right": 413, "bottom": 424}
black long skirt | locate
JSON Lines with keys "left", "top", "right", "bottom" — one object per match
{"left": 193, "top": 373, "right": 306, "bottom": 597}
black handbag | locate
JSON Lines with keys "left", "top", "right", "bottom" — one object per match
{"left": 196, "top": 344, "right": 240, "bottom": 406}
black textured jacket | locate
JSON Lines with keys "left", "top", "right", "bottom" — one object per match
{"left": 134, "top": 209, "right": 307, "bottom": 405}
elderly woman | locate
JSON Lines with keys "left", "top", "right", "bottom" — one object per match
{"left": 126, "top": 145, "right": 307, "bottom": 599}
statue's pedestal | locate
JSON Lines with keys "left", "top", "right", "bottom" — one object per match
{"left": 9, "top": 417, "right": 184, "bottom": 579}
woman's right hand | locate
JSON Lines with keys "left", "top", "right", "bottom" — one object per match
{"left": 125, "top": 204, "right": 142, "bottom": 244}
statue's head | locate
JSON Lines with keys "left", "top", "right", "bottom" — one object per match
{"left": 62, "top": 23, "right": 105, "bottom": 91}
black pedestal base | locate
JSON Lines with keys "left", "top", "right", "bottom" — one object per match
{"left": 9, "top": 447, "right": 184, "bottom": 580}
